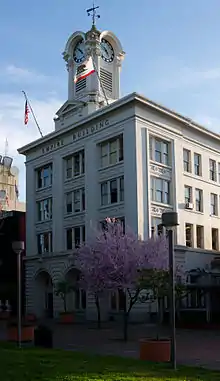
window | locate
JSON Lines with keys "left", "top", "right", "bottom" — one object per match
{"left": 37, "top": 198, "right": 52, "bottom": 221}
{"left": 185, "top": 223, "right": 193, "bottom": 247}
{"left": 218, "top": 163, "right": 220, "bottom": 183}
{"left": 209, "top": 159, "right": 217, "bottom": 181}
{"left": 183, "top": 149, "right": 191, "bottom": 173}
{"left": 37, "top": 232, "right": 53, "bottom": 254}
{"left": 100, "top": 176, "right": 124, "bottom": 206}
{"left": 65, "top": 188, "right": 85, "bottom": 214}
{"left": 100, "top": 217, "right": 125, "bottom": 234}
{"left": 151, "top": 217, "right": 164, "bottom": 236}
{"left": 66, "top": 225, "right": 85, "bottom": 250}
{"left": 186, "top": 290, "right": 205, "bottom": 308}
{"left": 210, "top": 193, "right": 218, "bottom": 216}
{"left": 100, "top": 135, "right": 123, "bottom": 168}
{"left": 151, "top": 177, "right": 171, "bottom": 204}
{"left": 194, "top": 153, "right": 202, "bottom": 176}
{"left": 149, "top": 136, "right": 170, "bottom": 165}
{"left": 36, "top": 164, "right": 52, "bottom": 189}
{"left": 75, "top": 289, "right": 87, "bottom": 310}
{"left": 65, "top": 150, "right": 85, "bottom": 179}
{"left": 184, "top": 185, "right": 192, "bottom": 204}
{"left": 212, "top": 228, "right": 219, "bottom": 251}
{"left": 196, "top": 225, "right": 204, "bottom": 249}
{"left": 110, "top": 289, "right": 126, "bottom": 311}
{"left": 195, "top": 189, "right": 203, "bottom": 212}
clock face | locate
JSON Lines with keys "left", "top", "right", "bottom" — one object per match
{"left": 73, "top": 39, "right": 86, "bottom": 64}
{"left": 100, "top": 39, "right": 114, "bottom": 63}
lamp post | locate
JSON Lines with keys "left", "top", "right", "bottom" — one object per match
{"left": 162, "top": 212, "right": 179, "bottom": 370}
{"left": 12, "top": 241, "right": 24, "bottom": 349}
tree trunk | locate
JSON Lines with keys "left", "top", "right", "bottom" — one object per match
{"left": 95, "top": 294, "right": 101, "bottom": 329}
{"left": 123, "top": 311, "right": 129, "bottom": 341}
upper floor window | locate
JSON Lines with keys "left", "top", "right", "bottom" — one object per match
{"left": 209, "top": 159, "right": 217, "bottom": 182}
{"left": 185, "top": 223, "right": 193, "bottom": 247}
{"left": 37, "top": 231, "right": 53, "bottom": 254}
{"left": 194, "top": 153, "right": 202, "bottom": 176}
{"left": 149, "top": 136, "right": 170, "bottom": 166}
{"left": 65, "top": 188, "right": 85, "bottom": 214}
{"left": 196, "top": 225, "right": 204, "bottom": 249}
{"left": 183, "top": 149, "right": 191, "bottom": 173}
{"left": 36, "top": 164, "right": 52, "bottom": 189}
{"left": 100, "top": 135, "right": 123, "bottom": 168}
{"left": 212, "top": 228, "right": 219, "bottom": 251}
{"left": 211, "top": 193, "right": 218, "bottom": 216}
{"left": 100, "top": 217, "right": 125, "bottom": 234}
{"left": 195, "top": 188, "right": 203, "bottom": 212}
{"left": 151, "top": 177, "right": 171, "bottom": 204}
{"left": 66, "top": 225, "right": 85, "bottom": 250}
{"left": 65, "top": 150, "right": 85, "bottom": 180}
{"left": 151, "top": 217, "right": 164, "bottom": 237}
{"left": 184, "top": 185, "right": 192, "bottom": 204}
{"left": 100, "top": 176, "right": 124, "bottom": 206}
{"left": 37, "top": 198, "right": 52, "bottom": 221}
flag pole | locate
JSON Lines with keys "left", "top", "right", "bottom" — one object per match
{"left": 21, "top": 91, "right": 44, "bottom": 138}
{"left": 91, "top": 56, "right": 109, "bottom": 106}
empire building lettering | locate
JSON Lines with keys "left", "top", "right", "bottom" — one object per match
{"left": 73, "top": 119, "right": 110, "bottom": 141}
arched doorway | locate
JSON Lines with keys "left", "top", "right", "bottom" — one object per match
{"left": 65, "top": 268, "right": 86, "bottom": 312}
{"left": 35, "top": 270, "right": 53, "bottom": 318}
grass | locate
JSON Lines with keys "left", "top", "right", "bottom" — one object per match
{"left": 0, "top": 343, "right": 219, "bottom": 380}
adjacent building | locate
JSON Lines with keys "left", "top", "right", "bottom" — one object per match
{"left": 18, "top": 24, "right": 220, "bottom": 322}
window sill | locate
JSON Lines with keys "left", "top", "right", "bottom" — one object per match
{"left": 98, "top": 161, "right": 124, "bottom": 172}
{"left": 151, "top": 201, "right": 173, "bottom": 208}
{"left": 36, "top": 219, "right": 52, "bottom": 225}
{"left": 64, "top": 211, "right": 85, "bottom": 219}
{"left": 184, "top": 209, "right": 204, "bottom": 214}
{"left": 64, "top": 174, "right": 85, "bottom": 183}
{"left": 36, "top": 185, "right": 52, "bottom": 193}
{"left": 99, "top": 201, "right": 124, "bottom": 210}
{"left": 150, "top": 160, "right": 172, "bottom": 169}
{"left": 210, "top": 214, "right": 220, "bottom": 219}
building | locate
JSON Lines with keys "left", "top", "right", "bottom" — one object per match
{"left": 0, "top": 155, "right": 25, "bottom": 213}
{"left": 0, "top": 211, "right": 26, "bottom": 316}
{"left": 18, "top": 22, "right": 220, "bottom": 322}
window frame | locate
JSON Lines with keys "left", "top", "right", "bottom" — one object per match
{"left": 64, "top": 150, "right": 85, "bottom": 180}
{"left": 37, "top": 198, "right": 53, "bottom": 222}
{"left": 100, "top": 135, "right": 123, "bottom": 168}
{"left": 100, "top": 176, "right": 124, "bottom": 206}
{"left": 37, "top": 231, "right": 53, "bottom": 254}
{"left": 65, "top": 188, "right": 85, "bottom": 215}
{"left": 66, "top": 225, "right": 86, "bottom": 250}
{"left": 151, "top": 176, "right": 171, "bottom": 205}
{"left": 36, "top": 164, "right": 53, "bottom": 190}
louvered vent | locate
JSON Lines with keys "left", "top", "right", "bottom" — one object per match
{"left": 75, "top": 66, "right": 86, "bottom": 93}
{"left": 100, "top": 68, "right": 112, "bottom": 94}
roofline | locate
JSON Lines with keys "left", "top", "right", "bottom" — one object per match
{"left": 18, "top": 92, "right": 220, "bottom": 155}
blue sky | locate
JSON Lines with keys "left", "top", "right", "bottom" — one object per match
{"left": 0, "top": 0, "right": 220, "bottom": 201}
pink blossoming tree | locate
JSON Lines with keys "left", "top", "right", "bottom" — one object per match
{"left": 76, "top": 218, "right": 171, "bottom": 339}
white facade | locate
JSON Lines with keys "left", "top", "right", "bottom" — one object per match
{"left": 18, "top": 25, "right": 220, "bottom": 321}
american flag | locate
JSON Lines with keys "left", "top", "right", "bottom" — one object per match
{"left": 24, "top": 100, "right": 30, "bottom": 125}
{"left": 15, "top": 182, "right": 19, "bottom": 199}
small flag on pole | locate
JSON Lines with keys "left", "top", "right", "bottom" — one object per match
{"left": 24, "top": 100, "right": 30, "bottom": 125}
{"left": 74, "top": 57, "right": 95, "bottom": 83}
{"left": 15, "top": 182, "right": 19, "bottom": 199}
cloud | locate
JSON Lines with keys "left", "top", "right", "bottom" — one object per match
{"left": 0, "top": 64, "right": 64, "bottom": 87}
{"left": 154, "top": 66, "right": 220, "bottom": 92}
{"left": 0, "top": 92, "right": 64, "bottom": 201}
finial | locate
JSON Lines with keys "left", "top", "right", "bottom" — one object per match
{"left": 86, "top": 2, "right": 100, "bottom": 26}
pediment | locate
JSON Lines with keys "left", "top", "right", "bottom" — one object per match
{"left": 56, "top": 100, "right": 86, "bottom": 117}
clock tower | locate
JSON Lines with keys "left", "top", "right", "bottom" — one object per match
{"left": 55, "top": 6, "right": 125, "bottom": 130}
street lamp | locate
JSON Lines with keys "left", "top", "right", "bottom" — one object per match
{"left": 12, "top": 241, "right": 24, "bottom": 349}
{"left": 162, "top": 212, "right": 179, "bottom": 370}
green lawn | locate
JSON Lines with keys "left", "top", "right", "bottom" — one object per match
{"left": 0, "top": 344, "right": 219, "bottom": 380}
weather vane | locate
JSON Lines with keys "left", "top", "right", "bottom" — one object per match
{"left": 86, "top": 2, "right": 100, "bottom": 26}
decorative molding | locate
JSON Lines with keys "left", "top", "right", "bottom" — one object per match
{"left": 151, "top": 204, "right": 172, "bottom": 217}
{"left": 150, "top": 164, "right": 172, "bottom": 178}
